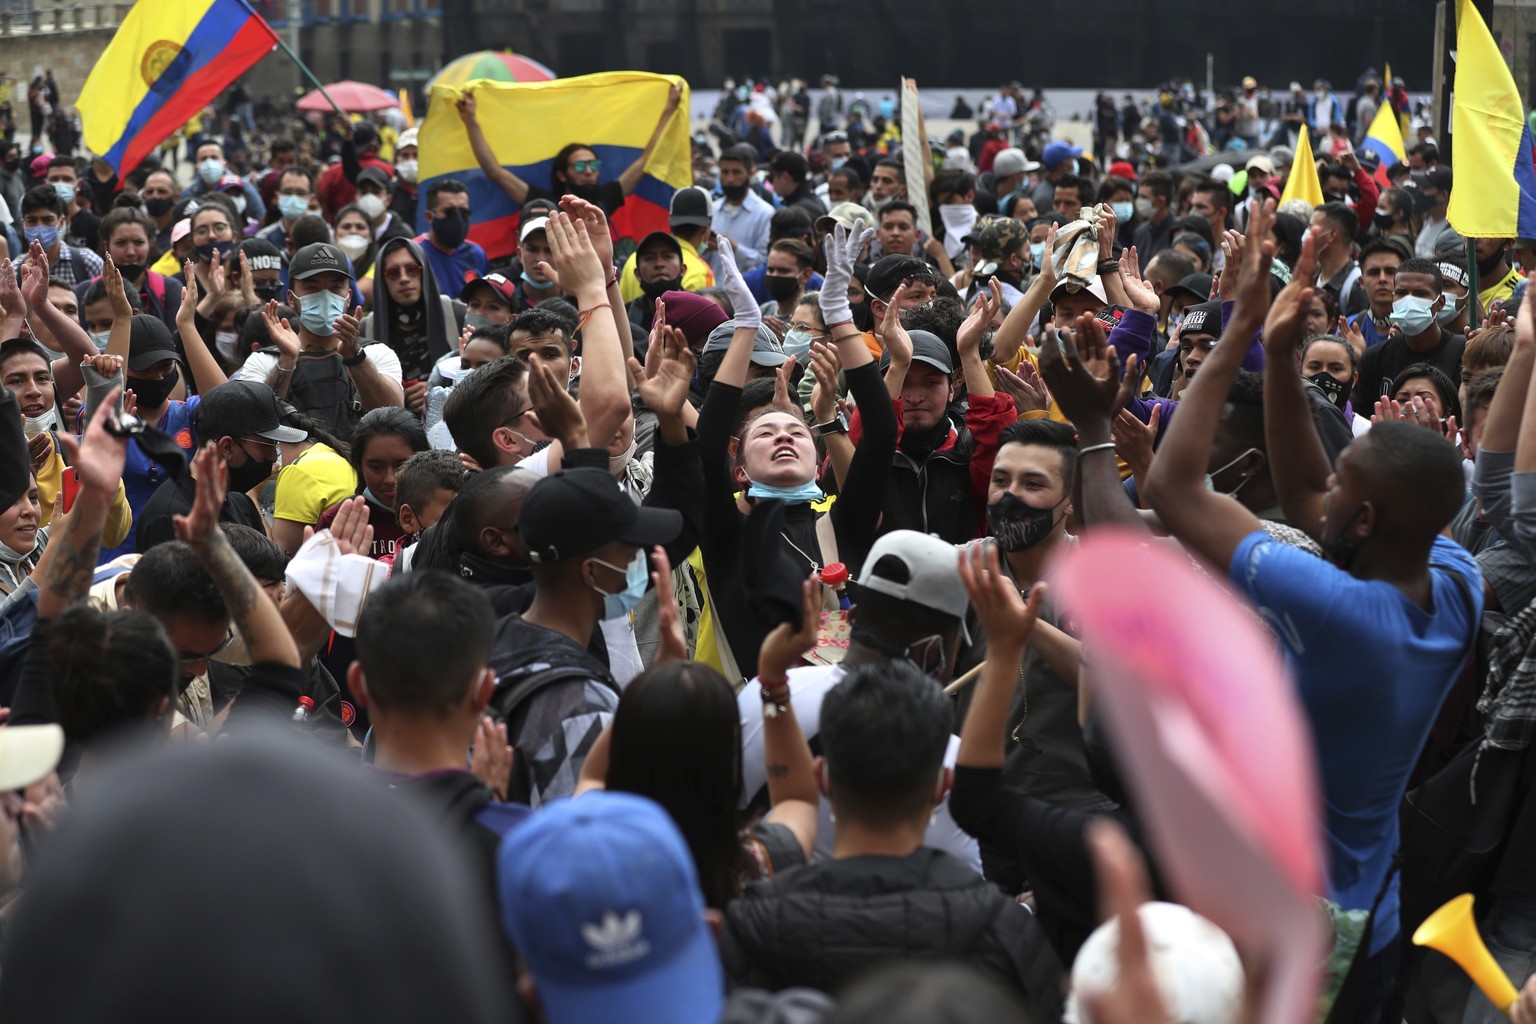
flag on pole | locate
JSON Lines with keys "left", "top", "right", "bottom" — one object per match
{"left": 1279, "top": 127, "right": 1323, "bottom": 208}
{"left": 1384, "top": 62, "right": 1411, "bottom": 143}
{"left": 419, "top": 72, "right": 690, "bottom": 260}
{"left": 1447, "top": 0, "right": 1536, "bottom": 238}
{"left": 1361, "top": 92, "right": 1407, "bottom": 189}
{"left": 77, "top": 0, "right": 278, "bottom": 175}
{"left": 398, "top": 88, "right": 415, "bottom": 128}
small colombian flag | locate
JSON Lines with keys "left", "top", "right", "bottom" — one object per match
{"left": 77, "top": 0, "right": 278, "bottom": 176}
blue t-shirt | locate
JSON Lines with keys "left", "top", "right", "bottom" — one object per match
{"left": 100, "top": 396, "right": 201, "bottom": 562}
{"left": 418, "top": 236, "right": 488, "bottom": 299}
{"left": 1227, "top": 531, "right": 1481, "bottom": 951}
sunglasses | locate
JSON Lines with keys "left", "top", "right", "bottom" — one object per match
{"left": 178, "top": 630, "right": 235, "bottom": 666}
{"left": 569, "top": 159, "right": 600, "bottom": 174}
{"left": 384, "top": 263, "right": 422, "bottom": 281}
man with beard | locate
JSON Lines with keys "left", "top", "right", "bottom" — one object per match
{"left": 626, "top": 231, "right": 686, "bottom": 334}
{"left": 712, "top": 145, "right": 774, "bottom": 271}
{"left": 456, "top": 86, "right": 683, "bottom": 219}
{"left": 360, "top": 237, "right": 462, "bottom": 417}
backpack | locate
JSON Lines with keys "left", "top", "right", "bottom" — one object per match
{"left": 287, "top": 352, "right": 363, "bottom": 439}
{"left": 487, "top": 663, "right": 620, "bottom": 805}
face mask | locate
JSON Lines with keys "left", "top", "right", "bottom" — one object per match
{"left": 1204, "top": 447, "right": 1259, "bottom": 497}
{"left": 939, "top": 202, "right": 978, "bottom": 244}
{"left": 145, "top": 196, "right": 175, "bottom": 218}
{"left": 1029, "top": 241, "right": 1046, "bottom": 267}
{"left": 590, "top": 550, "right": 648, "bottom": 619}
{"left": 1437, "top": 293, "right": 1463, "bottom": 326}
{"left": 195, "top": 240, "right": 224, "bottom": 265}
{"left": 464, "top": 312, "right": 493, "bottom": 331}
{"left": 128, "top": 365, "right": 180, "bottom": 409}
{"left": 430, "top": 208, "right": 468, "bottom": 249}
{"left": 197, "top": 159, "right": 225, "bottom": 185}
{"left": 1111, "top": 201, "right": 1134, "bottom": 222}
{"left": 215, "top": 329, "right": 242, "bottom": 362}
{"left": 721, "top": 182, "right": 749, "bottom": 203}
{"left": 1373, "top": 209, "right": 1394, "bottom": 230}
{"left": 336, "top": 233, "right": 369, "bottom": 259}
{"left": 253, "top": 283, "right": 282, "bottom": 302}
{"left": 1389, "top": 294, "right": 1437, "bottom": 336}
{"left": 1477, "top": 249, "right": 1507, "bottom": 276}
{"left": 395, "top": 159, "right": 419, "bottom": 184}
{"left": 23, "top": 225, "right": 57, "bottom": 249}
{"left": 356, "top": 193, "right": 387, "bottom": 221}
{"left": 986, "top": 492, "right": 1065, "bottom": 551}
{"left": 278, "top": 194, "right": 309, "bottom": 221}
{"left": 88, "top": 329, "right": 111, "bottom": 351}
{"left": 782, "top": 327, "right": 814, "bottom": 360}
{"left": 520, "top": 270, "right": 554, "bottom": 290}
{"left": 52, "top": 182, "right": 74, "bottom": 205}
{"left": 23, "top": 407, "right": 57, "bottom": 437}
{"left": 231, "top": 195, "right": 247, "bottom": 216}
{"left": 297, "top": 289, "right": 348, "bottom": 336}
{"left": 764, "top": 275, "right": 800, "bottom": 301}
{"left": 609, "top": 433, "right": 638, "bottom": 476}
{"left": 830, "top": 157, "right": 847, "bottom": 169}
{"left": 1326, "top": 504, "right": 1366, "bottom": 570}
{"left": 641, "top": 275, "right": 683, "bottom": 302}
{"left": 227, "top": 448, "right": 275, "bottom": 494}
{"left": 851, "top": 300, "right": 874, "bottom": 332}
{"left": 1134, "top": 197, "right": 1155, "bottom": 219}
{"left": 1307, "top": 370, "right": 1349, "bottom": 411}
{"left": 747, "top": 478, "right": 825, "bottom": 503}
{"left": 1323, "top": 192, "right": 1347, "bottom": 205}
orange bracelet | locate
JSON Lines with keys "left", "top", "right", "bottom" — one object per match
{"left": 576, "top": 303, "right": 611, "bottom": 332}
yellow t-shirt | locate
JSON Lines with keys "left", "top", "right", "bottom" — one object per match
{"left": 618, "top": 236, "right": 715, "bottom": 304}
{"left": 273, "top": 444, "right": 358, "bottom": 525}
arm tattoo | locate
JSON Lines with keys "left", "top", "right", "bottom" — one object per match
{"left": 42, "top": 511, "right": 104, "bottom": 605}
{"left": 201, "top": 531, "right": 260, "bottom": 628}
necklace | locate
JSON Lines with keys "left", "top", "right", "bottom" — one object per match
{"left": 779, "top": 530, "right": 820, "bottom": 575}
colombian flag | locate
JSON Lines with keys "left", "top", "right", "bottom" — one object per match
{"left": 419, "top": 72, "right": 690, "bottom": 261}
{"left": 1361, "top": 92, "right": 1406, "bottom": 189}
{"left": 1279, "top": 127, "right": 1323, "bottom": 209}
{"left": 1447, "top": 0, "right": 1536, "bottom": 238}
{"left": 77, "top": 0, "right": 278, "bottom": 176}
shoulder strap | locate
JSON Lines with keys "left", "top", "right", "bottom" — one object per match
{"left": 68, "top": 247, "right": 88, "bottom": 284}
{"left": 146, "top": 271, "right": 166, "bottom": 308}
{"left": 490, "top": 664, "right": 616, "bottom": 726}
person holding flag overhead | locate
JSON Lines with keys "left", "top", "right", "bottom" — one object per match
{"left": 456, "top": 83, "right": 684, "bottom": 219}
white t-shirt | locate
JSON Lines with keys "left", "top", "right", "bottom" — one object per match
{"left": 737, "top": 663, "right": 983, "bottom": 871}
{"left": 235, "top": 343, "right": 404, "bottom": 385}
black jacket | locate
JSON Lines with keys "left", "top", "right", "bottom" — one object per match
{"left": 720, "top": 846, "right": 1064, "bottom": 1020}
{"left": 881, "top": 414, "right": 980, "bottom": 546}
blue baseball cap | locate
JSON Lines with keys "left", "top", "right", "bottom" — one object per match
{"left": 1042, "top": 141, "right": 1084, "bottom": 169}
{"left": 496, "top": 792, "right": 724, "bottom": 1024}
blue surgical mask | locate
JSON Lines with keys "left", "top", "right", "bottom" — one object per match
{"left": 590, "top": 550, "right": 649, "bottom": 619}
{"left": 830, "top": 157, "right": 847, "bottom": 169}
{"left": 278, "top": 194, "right": 309, "bottom": 221}
{"left": 1111, "top": 201, "right": 1134, "bottom": 222}
{"left": 782, "top": 327, "right": 814, "bottom": 360}
{"left": 297, "top": 289, "right": 348, "bottom": 336}
{"left": 1389, "top": 295, "right": 1437, "bottom": 336}
{"left": 197, "top": 159, "right": 225, "bottom": 185}
{"left": 88, "top": 330, "right": 110, "bottom": 351}
{"left": 1029, "top": 242, "right": 1045, "bottom": 265}
{"left": 1436, "top": 292, "right": 1463, "bottom": 326}
{"left": 52, "top": 182, "right": 74, "bottom": 204}
{"left": 24, "top": 225, "right": 57, "bottom": 249}
{"left": 747, "top": 479, "right": 825, "bottom": 503}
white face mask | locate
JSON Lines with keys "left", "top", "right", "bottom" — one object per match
{"left": 22, "top": 407, "right": 57, "bottom": 438}
{"left": 395, "top": 159, "right": 419, "bottom": 184}
{"left": 355, "top": 193, "right": 387, "bottom": 220}
{"left": 231, "top": 195, "right": 247, "bottom": 215}
{"left": 336, "top": 233, "right": 370, "bottom": 259}
{"left": 215, "top": 329, "right": 241, "bottom": 362}
{"left": 609, "top": 432, "right": 638, "bottom": 477}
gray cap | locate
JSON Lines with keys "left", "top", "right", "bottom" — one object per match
{"left": 992, "top": 147, "right": 1029, "bottom": 177}
{"left": 878, "top": 329, "right": 953, "bottom": 375}
{"left": 289, "top": 241, "right": 353, "bottom": 281}
{"left": 857, "top": 529, "right": 971, "bottom": 626}
{"left": 701, "top": 320, "right": 787, "bottom": 367}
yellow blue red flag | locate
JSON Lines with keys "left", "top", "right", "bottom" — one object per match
{"left": 77, "top": 0, "right": 278, "bottom": 175}
{"left": 420, "top": 72, "right": 690, "bottom": 259}
{"left": 1447, "top": 0, "right": 1536, "bottom": 238}
{"left": 1361, "top": 91, "right": 1406, "bottom": 189}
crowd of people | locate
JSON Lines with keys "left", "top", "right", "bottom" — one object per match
{"left": 0, "top": 63, "right": 1531, "bottom": 1024}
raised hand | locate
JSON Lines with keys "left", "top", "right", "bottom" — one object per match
{"left": 1037, "top": 313, "right": 1125, "bottom": 430}
{"left": 1113, "top": 404, "right": 1160, "bottom": 478}
{"left": 80, "top": 352, "right": 124, "bottom": 380}
{"left": 1337, "top": 313, "right": 1367, "bottom": 359}
{"left": 18, "top": 251, "right": 48, "bottom": 311}
{"left": 558, "top": 194, "right": 615, "bottom": 273}
{"left": 808, "top": 340, "right": 842, "bottom": 425}
{"left": 176, "top": 260, "right": 199, "bottom": 334}
{"left": 333, "top": 305, "right": 364, "bottom": 359}
{"left": 1117, "top": 245, "right": 1159, "bottom": 314}
{"left": 996, "top": 361, "right": 1052, "bottom": 415}
{"left": 818, "top": 221, "right": 873, "bottom": 326}
{"left": 171, "top": 447, "right": 227, "bottom": 554}
{"left": 878, "top": 281, "right": 914, "bottom": 360}
{"left": 1079, "top": 820, "right": 1173, "bottom": 1024}
{"left": 1230, "top": 199, "right": 1277, "bottom": 328}
{"left": 526, "top": 357, "right": 587, "bottom": 448}
{"left": 1097, "top": 202, "right": 1117, "bottom": 262}
{"left": 956, "top": 541, "right": 1045, "bottom": 657}
{"left": 649, "top": 546, "right": 687, "bottom": 664}
{"left": 757, "top": 575, "right": 822, "bottom": 679}
{"left": 1262, "top": 225, "right": 1320, "bottom": 352}
{"left": 55, "top": 389, "right": 129, "bottom": 497}
{"left": 455, "top": 93, "right": 478, "bottom": 123}
{"left": 628, "top": 326, "right": 696, "bottom": 420}
{"left": 261, "top": 299, "right": 300, "bottom": 361}
{"left": 538, "top": 211, "right": 605, "bottom": 301}
{"left": 305, "top": 494, "right": 373, "bottom": 555}
{"left": 102, "top": 255, "right": 133, "bottom": 320}
{"left": 236, "top": 250, "right": 256, "bottom": 305}
{"left": 1036, "top": 223, "right": 1059, "bottom": 290}
{"left": 772, "top": 355, "right": 798, "bottom": 413}
{"left": 712, "top": 235, "right": 760, "bottom": 324}
{"left": 469, "top": 715, "right": 514, "bottom": 802}
{"left": 957, "top": 278, "right": 1002, "bottom": 359}
{"left": 0, "top": 258, "right": 22, "bottom": 317}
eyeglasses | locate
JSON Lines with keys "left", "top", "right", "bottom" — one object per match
{"left": 240, "top": 435, "right": 278, "bottom": 457}
{"left": 569, "top": 159, "right": 600, "bottom": 174}
{"left": 193, "top": 222, "right": 232, "bottom": 239}
{"left": 384, "top": 263, "right": 422, "bottom": 281}
{"left": 178, "top": 630, "right": 235, "bottom": 666}
{"left": 822, "top": 131, "right": 848, "bottom": 144}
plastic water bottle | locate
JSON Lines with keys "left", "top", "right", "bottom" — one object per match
{"left": 292, "top": 695, "right": 315, "bottom": 723}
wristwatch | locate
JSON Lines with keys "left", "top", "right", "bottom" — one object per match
{"left": 815, "top": 413, "right": 849, "bottom": 437}
{"left": 760, "top": 678, "right": 791, "bottom": 718}
{"left": 341, "top": 350, "right": 367, "bottom": 367}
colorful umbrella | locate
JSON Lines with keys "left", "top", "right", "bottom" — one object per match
{"left": 296, "top": 81, "right": 402, "bottom": 114}
{"left": 428, "top": 51, "right": 557, "bottom": 92}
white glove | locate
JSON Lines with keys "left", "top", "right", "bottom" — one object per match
{"left": 713, "top": 236, "right": 761, "bottom": 329}
{"left": 819, "top": 222, "right": 872, "bottom": 327}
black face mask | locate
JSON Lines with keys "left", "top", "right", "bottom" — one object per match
{"left": 227, "top": 449, "right": 275, "bottom": 494}
{"left": 851, "top": 299, "right": 874, "bottom": 332}
{"left": 1307, "top": 370, "right": 1349, "bottom": 412}
{"left": 144, "top": 196, "right": 175, "bottom": 218}
{"left": 721, "top": 182, "right": 750, "bottom": 203}
{"left": 641, "top": 275, "right": 683, "bottom": 301}
{"left": 1326, "top": 504, "right": 1366, "bottom": 570}
{"left": 1478, "top": 249, "right": 1507, "bottom": 276}
{"left": 116, "top": 263, "right": 145, "bottom": 282}
{"left": 430, "top": 209, "right": 468, "bottom": 249}
{"left": 1373, "top": 210, "right": 1394, "bottom": 231}
{"left": 128, "top": 365, "right": 179, "bottom": 409}
{"left": 195, "top": 241, "right": 224, "bottom": 265}
{"left": 764, "top": 275, "right": 800, "bottom": 300}
{"left": 986, "top": 492, "right": 1065, "bottom": 551}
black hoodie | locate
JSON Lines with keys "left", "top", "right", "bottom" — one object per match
{"left": 361, "top": 235, "right": 460, "bottom": 380}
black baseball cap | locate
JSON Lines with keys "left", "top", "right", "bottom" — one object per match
{"left": 356, "top": 167, "right": 392, "bottom": 191}
{"left": 518, "top": 467, "right": 681, "bottom": 564}
{"left": 128, "top": 314, "right": 180, "bottom": 373}
{"left": 1166, "top": 272, "right": 1214, "bottom": 305}
{"left": 635, "top": 231, "right": 683, "bottom": 258}
{"left": 194, "top": 380, "right": 308, "bottom": 444}
{"left": 668, "top": 186, "right": 713, "bottom": 228}
{"left": 289, "top": 241, "right": 353, "bottom": 281}
{"left": 865, "top": 254, "right": 935, "bottom": 302}
{"left": 877, "top": 329, "right": 953, "bottom": 375}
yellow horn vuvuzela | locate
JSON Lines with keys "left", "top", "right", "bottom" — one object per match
{"left": 1412, "top": 894, "right": 1519, "bottom": 1014}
